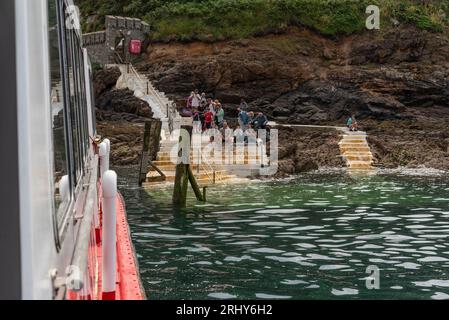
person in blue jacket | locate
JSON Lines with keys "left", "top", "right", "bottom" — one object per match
{"left": 237, "top": 108, "right": 250, "bottom": 130}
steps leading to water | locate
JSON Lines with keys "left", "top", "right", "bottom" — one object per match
{"left": 338, "top": 131, "right": 373, "bottom": 170}
{"left": 144, "top": 132, "right": 271, "bottom": 187}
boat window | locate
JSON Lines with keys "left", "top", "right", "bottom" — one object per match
{"left": 66, "top": 27, "right": 82, "bottom": 182}
{"left": 88, "top": 65, "right": 96, "bottom": 135}
{"left": 78, "top": 48, "right": 90, "bottom": 156}
{"left": 74, "top": 45, "right": 89, "bottom": 166}
{"left": 65, "top": 26, "right": 90, "bottom": 177}
{"left": 48, "top": 0, "right": 94, "bottom": 247}
{"left": 48, "top": 0, "right": 71, "bottom": 243}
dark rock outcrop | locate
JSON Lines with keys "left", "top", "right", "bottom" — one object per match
{"left": 96, "top": 121, "right": 145, "bottom": 166}
{"left": 365, "top": 119, "right": 449, "bottom": 170}
{"left": 138, "top": 26, "right": 449, "bottom": 125}
{"left": 136, "top": 26, "right": 449, "bottom": 170}
{"left": 274, "top": 127, "right": 345, "bottom": 177}
{"left": 93, "top": 67, "right": 121, "bottom": 98}
{"left": 96, "top": 89, "right": 153, "bottom": 119}
{"left": 93, "top": 68, "right": 153, "bottom": 166}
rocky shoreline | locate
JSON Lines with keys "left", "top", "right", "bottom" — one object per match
{"left": 365, "top": 119, "right": 449, "bottom": 170}
{"left": 94, "top": 67, "right": 152, "bottom": 166}
{"left": 93, "top": 26, "right": 449, "bottom": 175}
{"left": 274, "top": 127, "right": 345, "bottom": 178}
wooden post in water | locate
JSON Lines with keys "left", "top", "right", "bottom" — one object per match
{"left": 188, "top": 167, "right": 204, "bottom": 202}
{"left": 173, "top": 123, "right": 205, "bottom": 206}
{"left": 203, "top": 187, "right": 207, "bottom": 202}
{"left": 138, "top": 119, "right": 162, "bottom": 185}
{"left": 173, "top": 125, "right": 192, "bottom": 207}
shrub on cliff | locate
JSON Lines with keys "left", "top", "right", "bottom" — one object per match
{"left": 76, "top": 0, "right": 449, "bottom": 40}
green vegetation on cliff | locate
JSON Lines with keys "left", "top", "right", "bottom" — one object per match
{"left": 76, "top": 0, "right": 449, "bottom": 40}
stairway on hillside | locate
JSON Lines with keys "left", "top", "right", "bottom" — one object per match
{"left": 339, "top": 131, "right": 373, "bottom": 170}
{"left": 111, "top": 63, "right": 270, "bottom": 185}
{"left": 113, "top": 64, "right": 181, "bottom": 140}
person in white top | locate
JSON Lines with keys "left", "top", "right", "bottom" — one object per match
{"left": 191, "top": 89, "right": 201, "bottom": 109}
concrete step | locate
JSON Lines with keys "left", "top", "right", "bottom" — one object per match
{"left": 344, "top": 155, "right": 373, "bottom": 162}
{"left": 159, "top": 142, "right": 213, "bottom": 148}
{"left": 343, "top": 151, "right": 372, "bottom": 155}
{"left": 144, "top": 174, "right": 238, "bottom": 186}
{"left": 348, "top": 161, "right": 373, "bottom": 169}
{"left": 152, "top": 163, "right": 265, "bottom": 171}
{"left": 148, "top": 169, "right": 229, "bottom": 177}
{"left": 151, "top": 164, "right": 240, "bottom": 171}
{"left": 146, "top": 170, "right": 233, "bottom": 182}
{"left": 339, "top": 142, "right": 368, "bottom": 148}
{"left": 157, "top": 151, "right": 264, "bottom": 159}
{"left": 156, "top": 157, "right": 264, "bottom": 164}
{"left": 151, "top": 164, "right": 202, "bottom": 171}
{"left": 341, "top": 135, "right": 367, "bottom": 139}
{"left": 341, "top": 138, "right": 366, "bottom": 142}
{"left": 343, "top": 152, "right": 372, "bottom": 159}
{"left": 158, "top": 146, "right": 215, "bottom": 152}
{"left": 340, "top": 146, "right": 371, "bottom": 153}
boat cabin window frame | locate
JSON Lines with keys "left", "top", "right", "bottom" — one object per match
{"left": 49, "top": 0, "right": 93, "bottom": 249}
{"left": 48, "top": 0, "right": 74, "bottom": 249}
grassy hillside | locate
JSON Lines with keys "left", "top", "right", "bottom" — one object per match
{"left": 76, "top": 0, "right": 449, "bottom": 41}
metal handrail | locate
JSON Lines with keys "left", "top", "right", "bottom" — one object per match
{"left": 126, "top": 64, "right": 180, "bottom": 136}
{"left": 200, "top": 161, "right": 216, "bottom": 184}
{"left": 200, "top": 150, "right": 223, "bottom": 185}
{"left": 168, "top": 102, "right": 176, "bottom": 134}
{"left": 128, "top": 64, "right": 169, "bottom": 115}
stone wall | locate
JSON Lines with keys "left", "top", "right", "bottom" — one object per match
{"left": 83, "top": 31, "right": 107, "bottom": 64}
{"left": 83, "top": 15, "right": 150, "bottom": 65}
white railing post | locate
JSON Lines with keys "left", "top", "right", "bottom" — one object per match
{"left": 103, "top": 138, "right": 111, "bottom": 172}
{"left": 99, "top": 142, "right": 108, "bottom": 178}
{"left": 101, "top": 170, "right": 117, "bottom": 300}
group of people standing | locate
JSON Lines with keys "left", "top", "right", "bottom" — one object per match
{"left": 181, "top": 90, "right": 269, "bottom": 140}
{"left": 237, "top": 104, "right": 268, "bottom": 131}
{"left": 182, "top": 89, "right": 225, "bottom": 132}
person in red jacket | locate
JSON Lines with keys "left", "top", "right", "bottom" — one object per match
{"left": 203, "top": 110, "right": 214, "bottom": 131}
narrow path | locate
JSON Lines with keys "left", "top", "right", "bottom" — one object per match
{"left": 111, "top": 63, "right": 182, "bottom": 140}
{"left": 269, "top": 122, "right": 347, "bottom": 131}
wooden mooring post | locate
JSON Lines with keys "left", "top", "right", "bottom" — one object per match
{"left": 172, "top": 124, "right": 205, "bottom": 207}
{"left": 138, "top": 119, "right": 162, "bottom": 185}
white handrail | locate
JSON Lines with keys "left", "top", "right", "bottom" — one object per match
{"left": 102, "top": 170, "right": 117, "bottom": 299}
{"left": 128, "top": 64, "right": 171, "bottom": 116}
{"left": 201, "top": 153, "right": 222, "bottom": 185}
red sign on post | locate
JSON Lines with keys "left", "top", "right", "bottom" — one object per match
{"left": 129, "top": 40, "right": 141, "bottom": 55}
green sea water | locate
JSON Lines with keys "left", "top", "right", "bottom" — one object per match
{"left": 118, "top": 169, "right": 449, "bottom": 300}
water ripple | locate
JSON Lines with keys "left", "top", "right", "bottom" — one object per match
{"left": 119, "top": 169, "right": 449, "bottom": 300}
